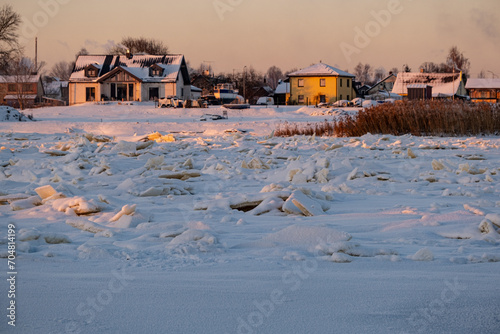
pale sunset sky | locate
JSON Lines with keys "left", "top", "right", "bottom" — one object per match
{"left": 5, "top": 0, "right": 500, "bottom": 78}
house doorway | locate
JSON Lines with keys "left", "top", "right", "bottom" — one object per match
{"left": 117, "top": 84, "right": 127, "bottom": 101}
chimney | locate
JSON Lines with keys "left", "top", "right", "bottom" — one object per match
{"left": 126, "top": 49, "right": 132, "bottom": 59}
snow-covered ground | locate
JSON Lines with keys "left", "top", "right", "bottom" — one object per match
{"left": 1, "top": 103, "right": 499, "bottom": 333}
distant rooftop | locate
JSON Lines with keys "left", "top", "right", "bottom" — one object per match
{"left": 288, "top": 63, "right": 355, "bottom": 78}
{"left": 465, "top": 78, "right": 500, "bottom": 89}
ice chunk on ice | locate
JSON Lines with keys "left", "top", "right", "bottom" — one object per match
{"left": 110, "top": 204, "right": 136, "bottom": 222}
{"left": 35, "top": 185, "right": 57, "bottom": 200}
{"left": 485, "top": 213, "right": 500, "bottom": 228}
{"left": 282, "top": 190, "right": 324, "bottom": 216}
{"left": 409, "top": 248, "right": 434, "bottom": 261}
{"left": 10, "top": 196, "right": 41, "bottom": 211}
{"left": 52, "top": 197, "right": 101, "bottom": 215}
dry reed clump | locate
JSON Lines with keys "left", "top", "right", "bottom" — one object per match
{"left": 274, "top": 120, "right": 336, "bottom": 137}
{"left": 274, "top": 101, "right": 500, "bottom": 137}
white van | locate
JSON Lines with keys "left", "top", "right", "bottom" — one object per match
{"left": 256, "top": 97, "right": 274, "bottom": 105}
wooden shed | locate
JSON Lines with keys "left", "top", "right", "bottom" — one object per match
{"left": 407, "top": 84, "right": 432, "bottom": 100}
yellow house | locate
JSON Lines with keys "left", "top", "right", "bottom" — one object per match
{"left": 288, "top": 63, "right": 356, "bottom": 105}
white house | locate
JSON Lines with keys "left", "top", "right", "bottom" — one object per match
{"left": 392, "top": 72, "right": 467, "bottom": 98}
{"left": 69, "top": 53, "right": 191, "bottom": 105}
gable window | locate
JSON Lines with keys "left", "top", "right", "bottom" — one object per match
{"left": 298, "top": 95, "right": 305, "bottom": 103}
{"left": 7, "top": 84, "right": 16, "bottom": 92}
{"left": 340, "top": 78, "right": 343, "bottom": 87}
{"left": 298, "top": 79, "right": 304, "bottom": 87}
{"left": 87, "top": 69, "right": 97, "bottom": 77}
{"left": 320, "top": 79, "right": 326, "bottom": 87}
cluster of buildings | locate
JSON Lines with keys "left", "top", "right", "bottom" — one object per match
{"left": 0, "top": 52, "right": 499, "bottom": 108}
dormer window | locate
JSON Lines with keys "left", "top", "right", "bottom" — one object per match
{"left": 85, "top": 65, "right": 99, "bottom": 78}
{"left": 150, "top": 64, "right": 164, "bottom": 77}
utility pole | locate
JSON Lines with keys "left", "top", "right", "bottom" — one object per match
{"left": 34, "top": 37, "right": 38, "bottom": 74}
{"left": 243, "top": 66, "right": 247, "bottom": 102}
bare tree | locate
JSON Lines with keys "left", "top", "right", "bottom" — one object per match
{"left": 10, "top": 56, "right": 39, "bottom": 110}
{"left": 402, "top": 64, "right": 412, "bottom": 73}
{"left": 108, "top": 37, "right": 169, "bottom": 55}
{"left": 266, "top": 66, "right": 283, "bottom": 90}
{"left": 446, "top": 45, "right": 470, "bottom": 77}
{"left": 354, "top": 62, "right": 373, "bottom": 85}
{"left": 50, "top": 61, "right": 73, "bottom": 81}
{"left": 478, "top": 70, "right": 487, "bottom": 79}
{"left": 0, "top": 5, "right": 21, "bottom": 73}
{"left": 373, "top": 67, "right": 387, "bottom": 83}
{"left": 389, "top": 67, "right": 399, "bottom": 75}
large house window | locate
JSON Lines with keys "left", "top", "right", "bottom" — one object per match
{"left": 7, "top": 84, "right": 16, "bottom": 92}
{"left": 340, "top": 78, "right": 343, "bottom": 87}
{"left": 298, "top": 95, "right": 305, "bottom": 104}
{"left": 298, "top": 79, "right": 304, "bottom": 87}
{"left": 129, "top": 84, "right": 134, "bottom": 100}
{"left": 86, "top": 87, "right": 95, "bottom": 101}
{"left": 23, "top": 84, "right": 32, "bottom": 92}
{"left": 320, "top": 79, "right": 326, "bottom": 87}
{"left": 481, "top": 91, "right": 489, "bottom": 99}
{"left": 319, "top": 95, "right": 326, "bottom": 103}
{"left": 347, "top": 95, "right": 350, "bottom": 100}
{"left": 340, "top": 94, "right": 343, "bottom": 100}
{"left": 149, "top": 87, "right": 159, "bottom": 100}
{"left": 347, "top": 79, "right": 350, "bottom": 88}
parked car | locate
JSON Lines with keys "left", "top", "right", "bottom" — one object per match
{"left": 256, "top": 97, "right": 274, "bottom": 105}
{"left": 351, "top": 98, "right": 364, "bottom": 107}
{"left": 332, "top": 100, "right": 351, "bottom": 107}
{"left": 158, "top": 96, "right": 183, "bottom": 108}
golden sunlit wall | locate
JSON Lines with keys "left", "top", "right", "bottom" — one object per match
{"left": 289, "top": 76, "right": 355, "bottom": 105}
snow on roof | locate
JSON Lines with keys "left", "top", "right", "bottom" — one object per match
{"left": 287, "top": 63, "right": 355, "bottom": 78}
{"left": 4, "top": 94, "right": 38, "bottom": 99}
{"left": 191, "top": 85, "right": 202, "bottom": 92}
{"left": 392, "top": 72, "right": 462, "bottom": 97}
{"left": 275, "top": 81, "right": 290, "bottom": 94}
{"left": 407, "top": 84, "right": 432, "bottom": 89}
{"left": 465, "top": 78, "right": 500, "bottom": 89}
{"left": 0, "top": 75, "right": 41, "bottom": 83}
{"left": 70, "top": 54, "right": 185, "bottom": 83}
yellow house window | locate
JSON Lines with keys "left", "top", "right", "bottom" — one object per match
{"left": 298, "top": 79, "right": 304, "bottom": 87}
{"left": 320, "top": 79, "right": 326, "bottom": 87}
{"left": 298, "top": 95, "right": 305, "bottom": 103}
